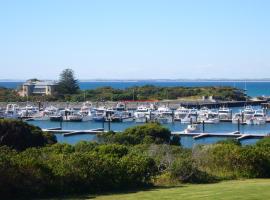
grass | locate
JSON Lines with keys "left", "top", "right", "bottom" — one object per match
{"left": 85, "top": 179, "right": 270, "bottom": 200}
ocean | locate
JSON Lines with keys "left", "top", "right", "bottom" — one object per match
{"left": 1, "top": 80, "right": 270, "bottom": 97}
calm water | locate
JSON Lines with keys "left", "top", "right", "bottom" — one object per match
{"left": 28, "top": 119, "right": 267, "bottom": 148}
{"left": 1, "top": 81, "right": 270, "bottom": 97}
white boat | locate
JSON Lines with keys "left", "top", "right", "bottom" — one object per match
{"left": 134, "top": 105, "right": 151, "bottom": 123}
{"left": 242, "top": 106, "right": 255, "bottom": 121}
{"left": 4, "top": 104, "right": 20, "bottom": 119}
{"left": 92, "top": 106, "right": 107, "bottom": 122}
{"left": 198, "top": 108, "right": 219, "bottom": 124}
{"left": 253, "top": 110, "right": 266, "bottom": 125}
{"left": 232, "top": 113, "right": 244, "bottom": 124}
{"left": 174, "top": 106, "right": 190, "bottom": 121}
{"left": 155, "top": 106, "right": 173, "bottom": 124}
{"left": 79, "top": 102, "right": 94, "bottom": 121}
{"left": 183, "top": 124, "right": 200, "bottom": 133}
{"left": 218, "top": 106, "right": 231, "bottom": 120}
{"left": 60, "top": 108, "right": 83, "bottom": 122}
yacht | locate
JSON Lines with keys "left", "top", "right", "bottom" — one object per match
{"left": 60, "top": 108, "right": 83, "bottom": 122}
{"left": 134, "top": 105, "right": 151, "bottom": 123}
{"left": 232, "top": 113, "right": 244, "bottom": 124}
{"left": 155, "top": 106, "right": 173, "bottom": 124}
{"left": 4, "top": 104, "right": 20, "bottom": 119}
{"left": 253, "top": 110, "right": 266, "bottom": 125}
{"left": 174, "top": 106, "right": 190, "bottom": 122}
{"left": 79, "top": 102, "right": 94, "bottom": 121}
{"left": 183, "top": 124, "right": 200, "bottom": 133}
{"left": 92, "top": 106, "right": 107, "bottom": 122}
{"left": 218, "top": 106, "right": 231, "bottom": 120}
{"left": 198, "top": 107, "right": 219, "bottom": 124}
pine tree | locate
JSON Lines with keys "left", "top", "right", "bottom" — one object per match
{"left": 57, "top": 69, "right": 79, "bottom": 94}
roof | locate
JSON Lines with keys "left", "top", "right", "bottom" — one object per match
{"left": 23, "top": 80, "right": 57, "bottom": 86}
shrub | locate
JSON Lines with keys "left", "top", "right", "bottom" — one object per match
{"left": 0, "top": 119, "right": 56, "bottom": 151}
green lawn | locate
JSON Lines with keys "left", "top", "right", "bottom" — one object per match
{"left": 88, "top": 179, "right": 270, "bottom": 200}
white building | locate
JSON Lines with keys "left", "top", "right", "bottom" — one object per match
{"left": 19, "top": 80, "right": 57, "bottom": 97}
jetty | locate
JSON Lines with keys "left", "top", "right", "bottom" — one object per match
{"left": 42, "top": 128, "right": 105, "bottom": 137}
{"left": 171, "top": 131, "right": 270, "bottom": 140}
{"left": 43, "top": 127, "right": 270, "bottom": 140}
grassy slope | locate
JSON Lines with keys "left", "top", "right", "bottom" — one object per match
{"left": 91, "top": 179, "right": 270, "bottom": 200}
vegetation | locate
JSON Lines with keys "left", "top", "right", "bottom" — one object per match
{"left": 68, "top": 85, "right": 246, "bottom": 102}
{"left": 0, "top": 119, "right": 56, "bottom": 151}
{"left": 1, "top": 120, "right": 270, "bottom": 198}
{"left": 0, "top": 84, "right": 247, "bottom": 102}
{"left": 92, "top": 179, "right": 270, "bottom": 200}
{"left": 56, "top": 68, "right": 80, "bottom": 95}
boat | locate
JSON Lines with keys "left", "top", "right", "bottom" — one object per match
{"left": 155, "top": 106, "right": 173, "bottom": 124}
{"left": 60, "top": 108, "right": 83, "bottom": 122}
{"left": 198, "top": 108, "right": 219, "bottom": 124}
{"left": 92, "top": 106, "right": 107, "bottom": 122}
{"left": 253, "top": 110, "right": 266, "bottom": 125}
{"left": 218, "top": 106, "right": 231, "bottom": 120}
{"left": 50, "top": 114, "right": 63, "bottom": 121}
{"left": 4, "top": 104, "right": 20, "bottom": 119}
{"left": 174, "top": 106, "right": 190, "bottom": 122}
{"left": 183, "top": 124, "right": 200, "bottom": 133}
{"left": 134, "top": 105, "right": 151, "bottom": 123}
{"left": 79, "top": 102, "right": 94, "bottom": 121}
{"left": 232, "top": 113, "right": 244, "bottom": 124}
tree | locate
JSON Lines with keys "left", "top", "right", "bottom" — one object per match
{"left": 0, "top": 119, "right": 56, "bottom": 151}
{"left": 57, "top": 69, "right": 79, "bottom": 95}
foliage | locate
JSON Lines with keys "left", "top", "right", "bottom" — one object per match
{"left": 0, "top": 84, "right": 247, "bottom": 102}
{"left": 0, "top": 119, "right": 56, "bottom": 151}
{"left": 0, "top": 143, "right": 157, "bottom": 198}
{"left": 56, "top": 68, "right": 79, "bottom": 95}
{"left": 98, "top": 123, "right": 172, "bottom": 145}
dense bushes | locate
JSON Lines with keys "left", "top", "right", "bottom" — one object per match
{"left": 0, "top": 143, "right": 157, "bottom": 198}
{"left": 1, "top": 120, "right": 270, "bottom": 198}
{"left": 98, "top": 123, "right": 176, "bottom": 145}
{"left": 0, "top": 119, "right": 56, "bottom": 151}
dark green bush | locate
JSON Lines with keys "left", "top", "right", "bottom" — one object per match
{"left": 0, "top": 119, "right": 56, "bottom": 151}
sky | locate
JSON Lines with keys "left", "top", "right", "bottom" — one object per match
{"left": 0, "top": 0, "right": 270, "bottom": 80}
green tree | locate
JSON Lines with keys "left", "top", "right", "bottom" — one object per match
{"left": 57, "top": 69, "right": 79, "bottom": 95}
{"left": 0, "top": 119, "right": 56, "bottom": 151}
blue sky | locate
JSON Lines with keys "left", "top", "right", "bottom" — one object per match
{"left": 0, "top": 0, "right": 270, "bottom": 80}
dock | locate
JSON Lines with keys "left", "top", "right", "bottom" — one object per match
{"left": 42, "top": 128, "right": 105, "bottom": 136}
{"left": 171, "top": 131, "right": 270, "bottom": 140}
{"left": 43, "top": 127, "right": 270, "bottom": 140}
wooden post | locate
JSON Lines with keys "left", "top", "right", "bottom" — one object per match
{"left": 102, "top": 118, "right": 105, "bottom": 130}
{"left": 60, "top": 117, "right": 63, "bottom": 130}
{"left": 108, "top": 115, "right": 111, "bottom": 131}
{"left": 237, "top": 118, "right": 240, "bottom": 132}
{"left": 202, "top": 121, "right": 205, "bottom": 133}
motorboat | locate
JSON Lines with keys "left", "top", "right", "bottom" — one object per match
{"left": 134, "top": 105, "right": 151, "bottom": 123}
{"left": 4, "top": 104, "right": 20, "bottom": 119}
{"left": 79, "top": 102, "right": 94, "bottom": 121}
{"left": 218, "top": 106, "right": 231, "bottom": 120}
{"left": 183, "top": 124, "right": 200, "bottom": 133}
{"left": 174, "top": 106, "right": 190, "bottom": 121}
{"left": 253, "top": 110, "right": 266, "bottom": 125}
{"left": 155, "top": 106, "right": 173, "bottom": 124}
{"left": 92, "top": 106, "right": 106, "bottom": 122}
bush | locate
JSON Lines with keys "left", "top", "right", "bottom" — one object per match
{"left": 98, "top": 123, "right": 172, "bottom": 145}
{"left": 0, "top": 119, "right": 56, "bottom": 151}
